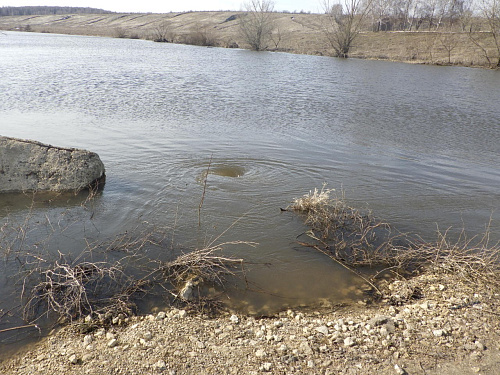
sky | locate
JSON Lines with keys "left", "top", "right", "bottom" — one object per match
{"left": 0, "top": 0, "right": 324, "bottom": 14}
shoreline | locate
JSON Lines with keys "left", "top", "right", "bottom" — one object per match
{"left": 1, "top": 12, "right": 498, "bottom": 69}
{"left": 1, "top": 270, "right": 499, "bottom": 374}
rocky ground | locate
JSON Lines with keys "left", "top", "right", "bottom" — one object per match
{"left": 1, "top": 270, "right": 499, "bottom": 375}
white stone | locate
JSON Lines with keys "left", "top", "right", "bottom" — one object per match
{"left": 230, "top": 314, "right": 239, "bottom": 324}
{"left": 261, "top": 363, "right": 272, "bottom": 372}
{"left": 197, "top": 341, "right": 206, "bottom": 349}
{"left": 475, "top": 341, "right": 486, "bottom": 350}
{"left": 315, "top": 326, "right": 329, "bottom": 335}
{"left": 154, "top": 360, "right": 166, "bottom": 370}
{"left": 107, "top": 338, "right": 118, "bottom": 348}
{"left": 83, "top": 335, "right": 93, "bottom": 346}
{"left": 300, "top": 341, "right": 314, "bottom": 354}
{"left": 179, "top": 281, "right": 195, "bottom": 301}
{"left": 277, "top": 344, "right": 287, "bottom": 352}
{"left": 394, "top": 364, "right": 406, "bottom": 374}
{"left": 344, "top": 337, "right": 356, "bottom": 347}
{"left": 255, "top": 349, "right": 267, "bottom": 357}
{"left": 433, "top": 329, "right": 444, "bottom": 337}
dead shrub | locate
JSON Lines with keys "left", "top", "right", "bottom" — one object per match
{"left": 151, "top": 21, "right": 176, "bottom": 43}
{"left": 289, "top": 186, "right": 394, "bottom": 268}
{"left": 22, "top": 258, "right": 136, "bottom": 324}
{"left": 290, "top": 187, "right": 500, "bottom": 289}
{"left": 15, "top": 221, "right": 253, "bottom": 325}
{"left": 160, "top": 241, "right": 254, "bottom": 288}
{"left": 181, "top": 27, "right": 219, "bottom": 47}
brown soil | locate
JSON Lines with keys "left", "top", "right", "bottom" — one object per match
{"left": 0, "top": 11, "right": 498, "bottom": 68}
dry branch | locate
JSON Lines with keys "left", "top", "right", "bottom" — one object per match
{"left": 290, "top": 187, "right": 500, "bottom": 291}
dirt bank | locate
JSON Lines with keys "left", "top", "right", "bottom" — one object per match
{"left": 1, "top": 269, "right": 499, "bottom": 375}
{"left": 0, "top": 12, "right": 497, "bottom": 68}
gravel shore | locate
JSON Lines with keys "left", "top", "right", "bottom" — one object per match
{"left": 1, "top": 270, "right": 499, "bottom": 375}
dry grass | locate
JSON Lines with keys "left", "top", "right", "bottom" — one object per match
{"left": 289, "top": 186, "right": 394, "bottom": 268}
{"left": 290, "top": 187, "right": 500, "bottom": 291}
{"left": 18, "top": 232, "right": 254, "bottom": 324}
{"left": 22, "top": 257, "right": 135, "bottom": 324}
{"left": 0, "top": 13, "right": 498, "bottom": 68}
{"left": 161, "top": 241, "right": 254, "bottom": 288}
{"left": 406, "top": 227, "right": 500, "bottom": 286}
{"left": 0, "top": 196, "right": 254, "bottom": 326}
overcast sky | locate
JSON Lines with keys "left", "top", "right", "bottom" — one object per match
{"left": 0, "top": 0, "right": 324, "bottom": 13}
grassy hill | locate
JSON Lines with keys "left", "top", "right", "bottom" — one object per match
{"left": 0, "top": 11, "right": 498, "bottom": 68}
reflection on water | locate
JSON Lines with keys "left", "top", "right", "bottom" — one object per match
{"left": 1, "top": 31, "right": 499, "bottom": 348}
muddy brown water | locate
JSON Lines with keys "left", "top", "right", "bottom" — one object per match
{"left": 1, "top": 31, "right": 499, "bottom": 353}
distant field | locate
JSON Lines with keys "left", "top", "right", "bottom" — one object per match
{"left": 0, "top": 12, "right": 497, "bottom": 68}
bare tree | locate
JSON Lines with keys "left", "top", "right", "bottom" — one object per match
{"left": 439, "top": 33, "right": 459, "bottom": 63}
{"left": 482, "top": 0, "right": 500, "bottom": 67}
{"left": 369, "top": 0, "right": 394, "bottom": 31}
{"left": 468, "top": 0, "right": 500, "bottom": 67}
{"left": 321, "top": 0, "right": 373, "bottom": 58}
{"left": 457, "top": 0, "right": 474, "bottom": 31}
{"left": 152, "top": 21, "right": 175, "bottom": 43}
{"left": 239, "top": 0, "right": 276, "bottom": 51}
{"left": 270, "top": 26, "right": 284, "bottom": 49}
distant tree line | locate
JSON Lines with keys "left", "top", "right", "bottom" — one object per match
{"left": 0, "top": 6, "right": 113, "bottom": 17}
{"left": 365, "top": 0, "right": 474, "bottom": 32}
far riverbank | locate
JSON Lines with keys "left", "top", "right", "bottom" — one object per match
{"left": 0, "top": 11, "right": 498, "bottom": 69}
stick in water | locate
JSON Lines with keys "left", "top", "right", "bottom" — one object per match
{"left": 198, "top": 153, "right": 213, "bottom": 226}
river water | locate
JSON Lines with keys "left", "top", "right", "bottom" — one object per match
{"left": 1, "top": 31, "right": 499, "bottom": 347}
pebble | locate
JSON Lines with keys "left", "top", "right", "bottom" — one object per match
{"left": 82, "top": 354, "right": 93, "bottom": 363}
{"left": 255, "top": 349, "right": 266, "bottom": 358}
{"left": 107, "top": 339, "right": 118, "bottom": 348}
{"left": 315, "top": 325, "right": 329, "bottom": 335}
{"left": 475, "top": 341, "right": 486, "bottom": 350}
{"left": 394, "top": 364, "right": 406, "bottom": 374}
{"left": 433, "top": 329, "right": 444, "bottom": 337}
{"left": 369, "top": 316, "right": 391, "bottom": 327}
{"left": 68, "top": 354, "right": 78, "bottom": 365}
{"left": 230, "top": 315, "right": 239, "bottom": 324}
{"left": 300, "top": 341, "right": 314, "bottom": 354}
{"left": 154, "top": 360, "right": 166, "bottom": 370}
{"left": 197, "top": 341, "right": 206, "bottom": 349}
{"left": 260, "top": 363, "right": 272, "bottom": 372}
{"left": 344, "top": 337, "right": 356, "bottom": 347}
